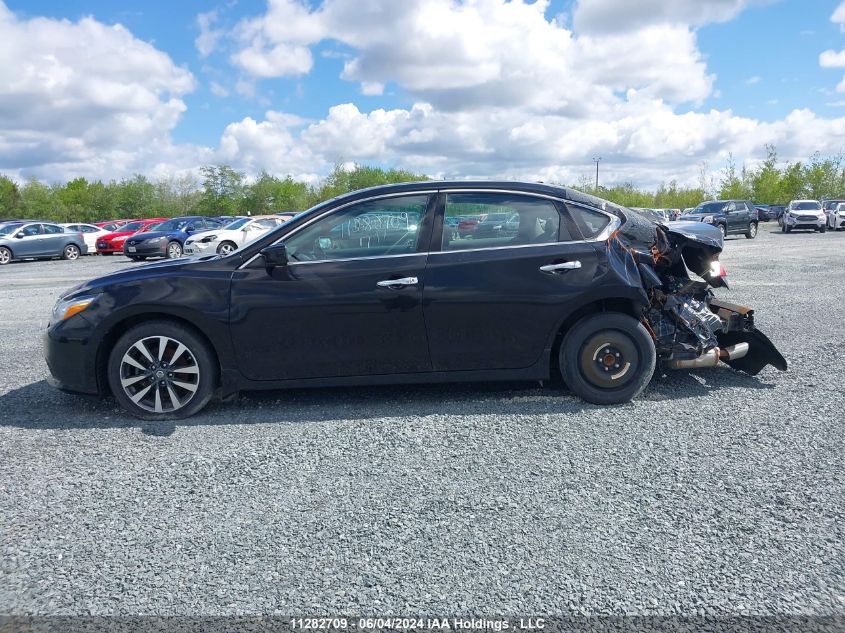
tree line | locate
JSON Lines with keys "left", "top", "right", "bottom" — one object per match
{"left": 1, "top": 146, "right": 844, "bottom": 222}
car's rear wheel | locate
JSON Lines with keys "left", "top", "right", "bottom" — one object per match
{"left": 820, "top": 224, "right": 827, "bottom": 233}
{"left": 166, "top": 241, "right": 182, "bottom": 259}
{"left": 559, "top": 312, "right": 656, "bottom": 405}
{"left": 217, "top": 241, "right": 237, "bottom": 256}
{"left": 0, "top": 246, "right": 11, "bottom": 265}
{"left": 745, "top": 222, "right": 758, "bottom": 239}
{"left": 718, "top": 224, "right": 726, "bottom": 238}
{"left": 107, "top": 320, "right": 217, "bottom": 420}
{"left": 63, "top": 244, "right": 80, "bottom": 260}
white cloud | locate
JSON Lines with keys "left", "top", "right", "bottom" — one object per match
{"left": 820, "top": 48, "right": 845, "bottom": 67}
{"left": 745, "top": 75, "right": 761, "bottom": 84}
{"left": 833, "top": 1, "right": 845, "bottom": 31}
{"left": 0, "top": 1, "right": 198, "bottom": 181}
{"left": 572, "top": 0, "right": 771, "bottom": 33}
{"left": 195, "top": 10, "right": 223, "bottom": 58}
{"left": 209, "top": 81, "right": 229, "bottom": 97}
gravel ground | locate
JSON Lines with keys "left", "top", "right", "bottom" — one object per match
{"left": 0, "top": 227, "right": 843, "bottom": 617}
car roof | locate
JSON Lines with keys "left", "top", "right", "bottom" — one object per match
{"left": 305, "top": 180, "right": 627, "bottom": 218}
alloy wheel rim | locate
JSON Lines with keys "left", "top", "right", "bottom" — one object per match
{"left": 750, "top": 224, "right": 757, "bottom": 236}
{"left": 66, "top": 246, "right": 79, "bottom": 259}
{"left": 169, "top": 243, "right": 181, "bottom": 258}
{"left": 220, "top": 244, "right": 235, "bottom": 256}
{"left": 119, "top": 335, "right": 200, "bottom": 413}
{"left": 0, "top": 249, "right": 9, "bottom": 264}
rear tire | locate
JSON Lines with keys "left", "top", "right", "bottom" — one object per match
{"left": 107, "top": 320, "right": 217, "bottom": 421}
{"left": 718, "top": 224, "right": 726, "bottom": 238}
{"left": 820, "top": 224, "right": 827, "bottom": 233}
{"left": 745, "top": 222, "right": 758, "bottom": 239}
{"left": 559, "top": 312, "right": 656, "bottom": 405}
{"left": 0, "top": 246, "right": 11, "bottom": 265}
{"left": 63, "top": 244, "right": 80, "bottom": 260}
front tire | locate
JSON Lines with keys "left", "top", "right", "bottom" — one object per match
{"left": 718, "top": 224, "right": 726, "bottom": 239}
{"left": 745, "top": 222, "right": 758, "bottom": 239}
{"left": 559, "top": 312, "right": 656, "bottom": 405}
{"left": 107, "top": 320, "right": 217, "bottom": 421}
{"left": 63, "top": 244, "right": 80, "bottom": 260}
{"left": 166, "top": 241, "right": 183, "bottom": 259}
{"left": 217, "top": 241, "right": 237, "bottom": 256}
{"left": 820, "top": 224, "right": 827, "bottom": 233}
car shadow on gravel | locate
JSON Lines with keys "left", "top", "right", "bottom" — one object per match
{"left": 0, "top": 367, "right": 778, "bottom": 436}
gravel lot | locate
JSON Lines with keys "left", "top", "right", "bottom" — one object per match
{"left": 0, "top": 227, "right": 843, "bottom": 617}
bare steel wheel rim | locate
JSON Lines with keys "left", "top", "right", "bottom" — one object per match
{"left": 119, "top": 335, "right": 200, "bottom": 413}
{"left": 168, "top": 242, "right": 182, "bottom": 258}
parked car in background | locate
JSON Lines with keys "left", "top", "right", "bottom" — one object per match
{"left": 781, "top": 200, "right": 826, "bottom": 233}
{"left": 769, "top": 205, "right": 786, "bottom": 225}
{"left": 681, "top": 200, "right": 758, "bottom": 238}
{"left": 45, "top": 181, "right": 787, "bottom": 420}
{"left": 96, "top": 218, "right": 168, "bottom": 255}
{"left": 0, "top": 222, "right": 86, "bottom": 265}
{"left": 753, "top": 205, "right": 770, "bottom": 221}
{"left": 61, "top": 223, "right": 109, "bottom": 254}
{"left": 826, "top": 202, "right": 845, "bottom": 231}
{"left": 95, "top": 220, "right": 130, "bottom": 232}
{"left": 184, "top": 216, "right": 285, "bottom": 256}
{"left": 123, "top": 216, "right": 225, "bottom": 260}
{"left": 822, "top": 199, "right": 845, "bottom": 229}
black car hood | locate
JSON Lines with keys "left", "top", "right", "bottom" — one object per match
{"left": 126, "top": 230, "right": 179, "bottom": 242}
{"left": 60, "top": 257, "right": 210, "bottom": 300}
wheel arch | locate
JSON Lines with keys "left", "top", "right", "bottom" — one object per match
{"left": 95, "top": 311, "right": 223, "bottom": 396}
{"left": 547, "top": 293, "right": 644, "bottom": 381}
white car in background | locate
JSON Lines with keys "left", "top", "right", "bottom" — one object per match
{"left": 61, "top": 223, "right": 109, "bottom": 254}
{"left": 183, "top": 216, "right": 285, "bottom": 256}
{"left": 828, "top": 202, "right": 845, "bottom": 231}
{"left": 781, "top": 200, "right": 826, "bottom": 233}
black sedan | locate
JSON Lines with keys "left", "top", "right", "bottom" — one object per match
{"left": 45, "top": 181, "right": 786, "bottom": 420}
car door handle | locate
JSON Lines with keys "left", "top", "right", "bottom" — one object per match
{"left": 376, "top": 276, "right": 419, "bottom": 288}
{"left": 540, "top": 261, "right": 581, "bottom": 273}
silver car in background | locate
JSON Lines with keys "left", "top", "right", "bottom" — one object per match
{"left": 0, "top": 222, "right": 87, "bottom": 265}
{"left": 781, "top": 200, "right": 826, "bottom": 233}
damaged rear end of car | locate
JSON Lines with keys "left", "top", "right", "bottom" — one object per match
{"left": 602, "top": 204, "right": 787, "bottom": 377}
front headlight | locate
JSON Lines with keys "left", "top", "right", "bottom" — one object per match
{"left": 200, "top": 235, "right": 218, "bottom": 243}
{"left": 702, "top": 215, "right": 714, "bottom": 223}
{"left": 52, "top": 295, "right": 96, "bottom": 323}
{"left": 147, "top": 236, "right": 167, "bottom": 243}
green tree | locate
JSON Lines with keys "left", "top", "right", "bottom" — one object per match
{"left": 0, "top": 176, "right": 21, "bottom": 218}
{"left": 198, "top": 165, "right": 244, "bottom": 215}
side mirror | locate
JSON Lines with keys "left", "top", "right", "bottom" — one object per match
{"left": 261, "top": 243, "right": 288, "bottom": 271}
{"left": 185, "top": 227, "right": 195, "bottom": 233}
{"left": 15, "top": 232, "right": 24, "bottom": 239}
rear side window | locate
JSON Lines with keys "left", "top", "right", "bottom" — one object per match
{"left": 43, "top": 224, "right": 65, "bottom": 234}
{"left": 567, "top": 205, "right": 611, "bottom": 239}
{"left": 442, "top": 193, "right": 563, "bottom": 251}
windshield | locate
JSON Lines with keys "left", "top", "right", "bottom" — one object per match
{"left": 121, "top": 221, "right": 145, "bottom": 232}
{"left": 154, "top": 218, "right": 189, "bottom": 232}
{"left": 792, "top": 201, "right": 821, "bottom": 210}
{"left": 823, "top": 200, "right": 844, "bottom": 209}
{"left": 224, "top": 217, "right": 250, "bottom": 230}
{"left": 689, "top": 202, "right": 727, "bottom": 214}
{"left": 0, "top": 224, "right": 22, "bottom": 236}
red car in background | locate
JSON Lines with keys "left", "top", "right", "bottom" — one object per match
{"left": 96, "top": 218, "right": 168, "bottom": 254}
{"left": 95, "top": 219, "right": 131, "bottom": 232}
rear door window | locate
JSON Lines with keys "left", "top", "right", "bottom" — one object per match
{"left": 442, "top": 193, "right": 563, "bottom": 251}
{"left": 567, "top": 205, "right": 611, "bottom": 239}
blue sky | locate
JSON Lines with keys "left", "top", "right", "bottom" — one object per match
{"left": 4, "top": 0, "right": 845, "bottom": 187}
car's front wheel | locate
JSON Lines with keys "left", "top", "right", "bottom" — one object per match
{"left": 745, "top": 222, "right": 758, "bottom": 239}
{"left": 718, "top": 224, "right": 726, "bottom": 238}
{"left": 107, "top": 320, "right": 217, "bottom": 420}
{"left": 166, "top": 241, "right": 183, "bottom": 259}
{"left": 559, "top": 312, "right": 656, "bottom": 405}
{"left": 217, "top": 241, "right": 237, "bottom": 256}
{"left": 820, "top": 224, "right": 827, "bottom": 233}
{"left": 63, "top": 244, "right": 80, "bottom": 260}
{"left": 0, "top": 246, "right": 11, "bottom": 265}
